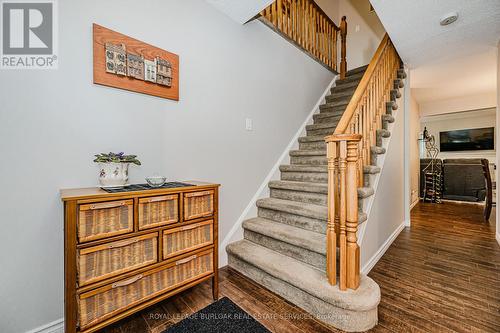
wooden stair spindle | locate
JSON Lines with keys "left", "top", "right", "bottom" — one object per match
{"left": 259, "top": 1, "right": 344, "bottom": 74}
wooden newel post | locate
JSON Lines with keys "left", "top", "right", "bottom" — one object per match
{"left": 346, "top": 136, "right": 361, "bottom": 290}
{"left": 340, "top": 16, "right": 347, "bottom": 79}
{"left": 326, "top": 134, "right": 361, "bottom": 290}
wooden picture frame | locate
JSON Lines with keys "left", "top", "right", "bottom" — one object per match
{"left": 93, "top": 24, "right": 179, "bottom": 101}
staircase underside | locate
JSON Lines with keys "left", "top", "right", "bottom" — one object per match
{"left": 226, "top": 65, "right": 404, "bottom": 332}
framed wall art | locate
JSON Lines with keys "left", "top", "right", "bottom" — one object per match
{"left": 93, "top": 24, "right": 179, "bottom": 101}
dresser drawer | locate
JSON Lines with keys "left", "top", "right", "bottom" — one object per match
{"left": 78, "top": 250, "right": 214, "bottom": 330}
{"left": 163, "top": 220, "right": 213, "bottom": 259}
{"left": 183, "top": 190, "right": 214, "bottom": 220}
{"left": 138, "top": 195, "right": 178, "bottom": 230}
{"left": 78, "top": 200, "right": 134, "bottom": 243}
{"left": 77, "top": 233, "right": 158, "bottom": 287}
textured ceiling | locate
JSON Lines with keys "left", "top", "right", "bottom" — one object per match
{"left": 371, "top": 0, "right": 500, "bottom": 68}
{"left": 371, "top": 0, "right": 499, "bottom": 104}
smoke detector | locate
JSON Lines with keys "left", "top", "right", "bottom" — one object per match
{"left": 440, "top": 12, "right": 458, "bottom": 26}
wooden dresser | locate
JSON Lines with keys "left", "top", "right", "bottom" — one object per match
{"left": 61, "top": 181, "right": 220, "bottom": 333}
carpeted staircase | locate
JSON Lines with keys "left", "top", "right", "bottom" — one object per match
{"left": 226, "top": 65, "right": 405, "bottom": 332}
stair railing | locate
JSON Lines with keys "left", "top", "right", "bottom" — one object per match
{"left": 259, "top": 0, "right": 347, "bottom": 78}
{"left": 325, "top": 34, "right": 401, "bottom": 290}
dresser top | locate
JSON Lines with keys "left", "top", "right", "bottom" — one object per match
{"left": 60, "top": 180, "right": 219, "bottom": 202}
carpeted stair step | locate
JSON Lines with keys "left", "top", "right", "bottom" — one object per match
{"left": 364, "top": 165, "right": 381, "bottom": 174}
{"left": 324, "top": 93, "right": 351, "bottom": 105}
{"left": 335, "top": 71, "right": 365, "bottom": 84}
{"left": 306, "top": 122, "right": 338, "bottom": 136}
{"left": 269, "top": 181, "right": 326, "bottom": 205}
{"left": 382, "top": 114, "right": 395, "bottom": 130}
{"left": 376, "top": 129, "right": 391, "bottom": 147}
{"left": 290, "top": 149, "right": 326, "bottom": 165}
{"left": 280, "top": 164, "right": 328, "bottom": 183}
{"left": 397, "top": 69, "right": 407, "bottom": 79}
{"left": 390, "top": 89, "right": 401, "bottom": 101}
{"left": 269, "top": 180, "right": 375, "bottom": 206}
{"left": 256, "top": 198, "right": 367, "bottom": 234}
{"left": 313, "top": 111, "right": 344, "bottom": 124}
{"left": 387, "top": 101, "right": 398, "bottom": 111}
{"left": 370, "top": 146, "right": 386, "bottom": 165}
{"left": 298, "top": 136, "right": 327, "bottom": 150}
{"left": 330, "top": 80, "right": 360, "bottom": 94}
{"left": 258, "top": 197, "right": 326, "bottom": 221}
{"left": 325, "top": 89, "right": 356, "bottom": 103}
{"left": 319, "top": 101, "right": 349, "bottom": 113}
{"left": 269, "top": 180, "right": 327, "bottom": 206}
{"left": 257, "top": 198, "right": 326, "bottom": 233}
{"left": 346, "top": 65, "right": 368, "bottom": 76}
{"left": 363, "top": 165, "right": 382, "bottom": 187}
{"left": 242, "top": 217, "right": 326, "bottom": 269}
{"left": 226, "top": 240, "right": 380, "bottom": 332}
{"left": 358, "top": 186, "right": 374, "bottom": 199}
{"left": 279, "top": 164, "right": 380, "bottom": 183}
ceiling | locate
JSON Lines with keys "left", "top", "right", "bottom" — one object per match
{"left": 411, "top": 49, "right": 497, "bottom": 103}
{"left": 206, "top": 0, "right": 274, "bottom": 24}
{"left": 371, "top": 0, "right": 500, "bottom": 104}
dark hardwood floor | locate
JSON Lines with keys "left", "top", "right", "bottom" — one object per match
{"left": 100, "top": 202, "right": 499, "bottom": 333}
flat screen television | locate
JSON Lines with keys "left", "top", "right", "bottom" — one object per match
{"left": 439, "top": 127, "right": 494, "bottom": 152}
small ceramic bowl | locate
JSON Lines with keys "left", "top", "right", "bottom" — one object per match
{"left": 145, "top": 176, "right": 167, "bottom": 187}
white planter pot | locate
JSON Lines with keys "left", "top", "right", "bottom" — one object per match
{"left": 98, "top": 162, "right": 129, "bottom": 187}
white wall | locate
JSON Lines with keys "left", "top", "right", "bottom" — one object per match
{"left": 315, "top": 0, "right": 340, "bottom": 22}
{"left": 315, "top": 0, "right": 385, "bottom": 70}
{"left": 420, "top": 108, "right": 496, "bottom": 163}
{"left": 361, "top": 82, "right": 406, "bottom": 270}
{"left": 337, "top": 0, "right": 385, "bottom": 70}
{"left": 409, "top": 95, "right": 420, "bottom": 206}
{"left": 0, "top": 1, "right": 334, "bottom": 332}
{"left": 419, "top": 92, "right": 497, "bottom": 117}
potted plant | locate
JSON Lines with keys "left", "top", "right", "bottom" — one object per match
{"left": 94, "top": 152, "right": 141, "bottom": 187}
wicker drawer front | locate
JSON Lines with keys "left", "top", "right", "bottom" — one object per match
{"left": 77, "top": 233, "right": 158, "bottom": 287}
{"left": 78, "top": 251, "right": 214, "bottom": 330}
{"left": 78, "top": 200, "right": 133, "bottom": 243}
{"left": 138, "top": 195, "right": 178, "bottom": 230}
{"left": 184, "top": 191, "right": 214, "bottom": 220}
{"left": 163, "top": 220, "right": 213, "bottom": 259}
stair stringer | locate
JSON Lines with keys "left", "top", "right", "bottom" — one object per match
{"left": 219, "top": 74, "right": 338, "bottom": 266}
{"left": 357, "top": 82, "right": 407, "bottom": 273}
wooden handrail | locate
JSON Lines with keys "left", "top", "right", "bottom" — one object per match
{"left": 324, "top": 34, "right": 402, "bottom": 290}
{"left": 259, "top": 0, "right": 346, "bottom": 76}
{"left": 334, "top": 34, "right": 390, "bottom": 134}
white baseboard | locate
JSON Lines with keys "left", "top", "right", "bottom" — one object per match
{"left": 25, "top": 318, "right": 63, "bottom": 333}
{"left": 361, "top": 221, "right": 405, "bottom": 275}
{"left": 218, "top": 75, "right": 338, "bottom": 266}
{"left": 410, "top": 199, "right": 419, "bottom": 210}
{"left": 496, "top": 233, "right": 500, "bottom": 247}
